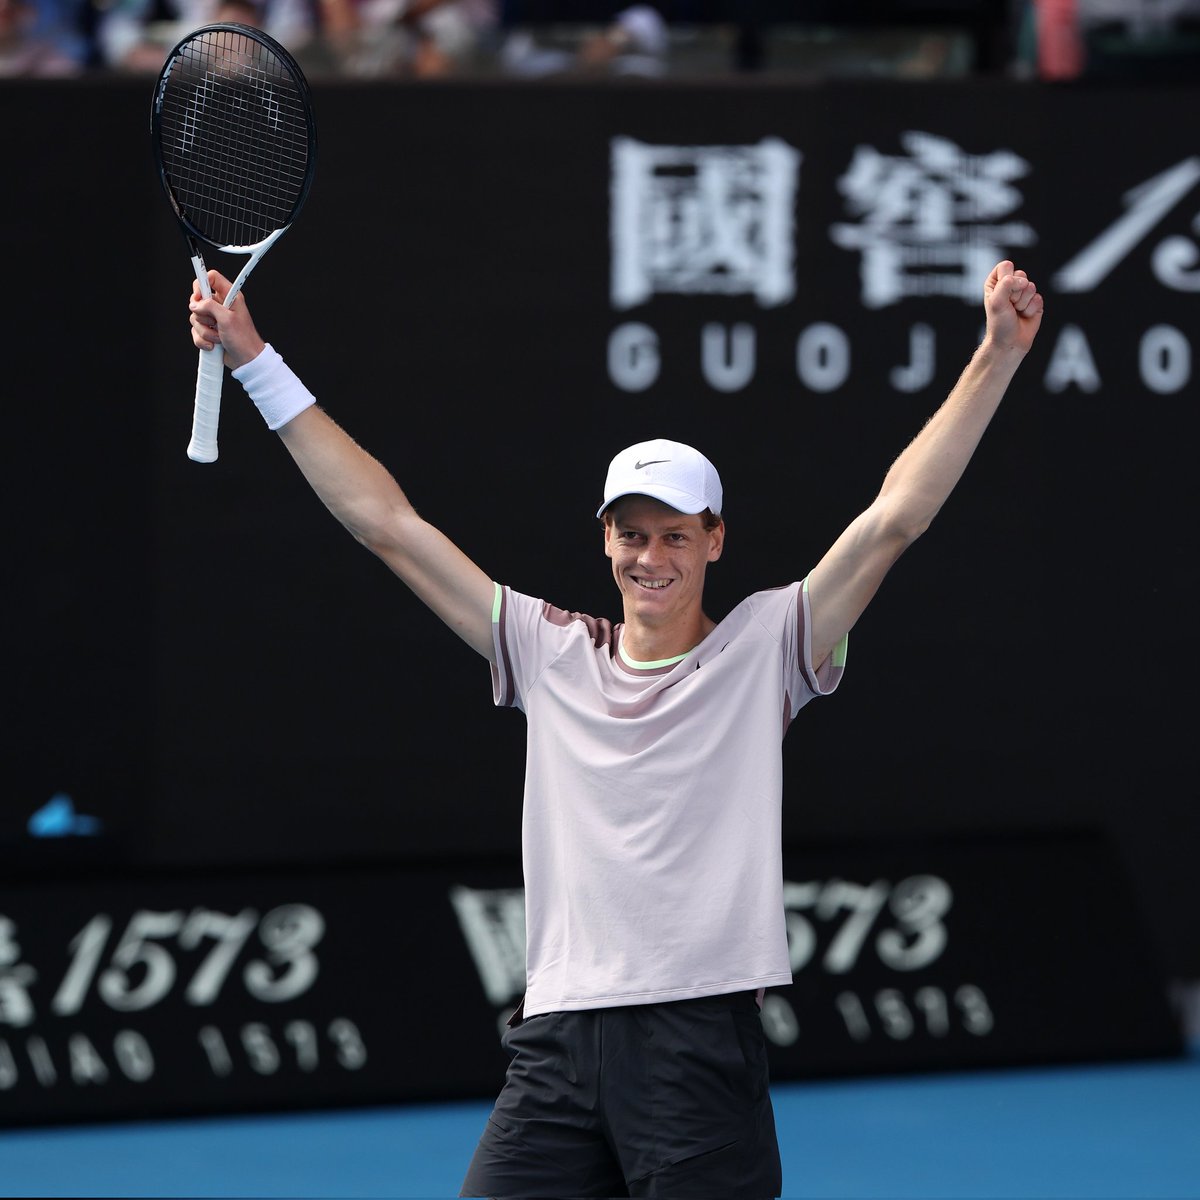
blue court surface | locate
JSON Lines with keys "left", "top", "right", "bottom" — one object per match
{"left": 2, "top": 1045, "right": 1198, "bottom": 1198}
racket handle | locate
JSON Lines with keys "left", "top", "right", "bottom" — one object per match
{"left": 188, "top": 344, "right": 224, "bottom": 463}
{"left": 187, "top": 257, "right": 221, "bottom": 463}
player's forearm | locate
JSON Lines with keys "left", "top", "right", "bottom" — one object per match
{"left": 277, "top": 406, "right": 418, "bottom": 551}
{"left": 876, "top": 336, "right": 1026, "bottom": 538}
{"left": 278, "top": 407, "right": 498, "bottom": 660}
{"left": 228, "top": 344, "right": 414, "bottom": 547}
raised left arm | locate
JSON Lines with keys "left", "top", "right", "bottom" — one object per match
{"left": 805, "top": 260, "right": 1044, "bottom": 672}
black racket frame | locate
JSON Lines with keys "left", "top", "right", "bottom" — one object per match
{"left": 149, "top": 21, "right": 318, "bottom": 253}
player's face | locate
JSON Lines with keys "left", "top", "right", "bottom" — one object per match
{"left": 604, "top": 496, "right": 723, "bottom": 626}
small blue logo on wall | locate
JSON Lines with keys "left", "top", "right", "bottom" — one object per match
{"left": 28, "top": 793, "right": 102, "bottom": 838}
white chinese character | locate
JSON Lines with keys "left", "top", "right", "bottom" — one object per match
{"left": 0, "top": 916, "right": 37, "bottom": 1028}
{"left": 611, "top": 136, "right": 801, "bottom": 309}
{"left": 831, "top": 132, "right": 1036, "bottom": 308}
{"left": 448, "top": 886, "right": 526, "bottom": 1005}
{"left": 1053, "top": 157, "right": 1200, "bottom": 293}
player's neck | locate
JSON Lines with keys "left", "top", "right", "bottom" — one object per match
{"left": 620, "top": 610, "right": 715, "bottom": 665}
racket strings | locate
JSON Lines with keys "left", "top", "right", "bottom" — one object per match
{"left": 158, "top": 29, "right": 311, "bottom": 248}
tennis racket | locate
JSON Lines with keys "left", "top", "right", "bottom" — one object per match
{"left": 151, "top": 22, "right": 317, "bottom": 463}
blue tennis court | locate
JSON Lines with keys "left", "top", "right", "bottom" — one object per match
{"left": 3, "top": 1042, "right": 1196, "bottom": 1197}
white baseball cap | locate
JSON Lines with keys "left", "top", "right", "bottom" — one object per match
{"left": 596, "top": 438, "right": 723, "bottom": 519}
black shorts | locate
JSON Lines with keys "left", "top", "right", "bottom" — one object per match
{"left": 459, "top": 990, "right": 782, "bottom": 1199}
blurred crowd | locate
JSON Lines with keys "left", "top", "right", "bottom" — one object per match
{"left": 3, "top": 0, "right": 1200, "bottom": 81}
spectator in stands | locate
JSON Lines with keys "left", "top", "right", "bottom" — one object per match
{"left": 500, "top": 2, "right": 668, "bottom": 77}
{"left": 1015, "top": 0, "right": 1200, "bottom": 81}
{"left": 94, "top": 0, "right": 314, "bottom": 73}
{"left": 574, "top": 2, "right": 667, "bottom": 73}
{"left": 0, "top": 0, "right": 84, "bottom": 74}
{"left": 1029, "top": 0, "right": 1087, "bottom": 79}
{"left": 316, "top": 0, "right": 498, "bottom": 78}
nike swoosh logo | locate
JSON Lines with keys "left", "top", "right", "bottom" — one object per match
{"left": 634, "top": 459, "right": 669, "bottom": 470}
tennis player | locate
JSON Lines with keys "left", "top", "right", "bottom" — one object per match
{"left": 189, "top": 259, "right": 1043, "bottom": 1198}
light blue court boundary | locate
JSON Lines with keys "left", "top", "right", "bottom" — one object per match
{"left": 1, "top": 1048, "right": 1198, "bottom": 1198}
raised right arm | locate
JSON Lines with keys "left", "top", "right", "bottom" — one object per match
{"left": 189, "top": 271, "right": 497, "bottom": 661}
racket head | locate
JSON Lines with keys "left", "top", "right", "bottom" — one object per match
{"left": 150, "top": 22, "right": 317, "bottom": 252}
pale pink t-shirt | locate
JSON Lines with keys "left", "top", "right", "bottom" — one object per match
{"left": 490, "top": 579, "right": 845, "bottom": 1019}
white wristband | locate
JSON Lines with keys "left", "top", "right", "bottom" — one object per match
{"left": 232, "top": 343, "right": 316, "bottom": 431}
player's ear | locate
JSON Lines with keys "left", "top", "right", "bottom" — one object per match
{"left": 707, "top": 520, "right": 724, "bottom": 562}
{"left": 603, "top": 517, "right": 615, "bottom": 559}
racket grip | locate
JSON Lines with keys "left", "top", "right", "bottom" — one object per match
{"left": 187, "top": 344, "right": 224, "bottom": 463}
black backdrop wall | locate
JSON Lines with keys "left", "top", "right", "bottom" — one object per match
{"left": 2, "top": 76, "right": 1196, "bottom": 1120}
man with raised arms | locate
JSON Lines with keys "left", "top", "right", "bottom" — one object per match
{"left": 188, "top": 259, "right": 1043, "bottom": 1198}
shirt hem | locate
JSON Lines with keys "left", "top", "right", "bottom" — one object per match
{"left": 522, "top": 973, "right": 793, "bottom": 1018}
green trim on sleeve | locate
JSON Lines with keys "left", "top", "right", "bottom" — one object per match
{"left": 803, "top": 575, "right": 849, "bottom": 666}
{"left": 832, "top": 633, "right": 849, "bottom": 667}
{"left": 492, "top": 581, "right": 503, "bottom": 623}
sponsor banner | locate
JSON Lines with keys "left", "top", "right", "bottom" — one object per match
{"left": 0, "top": 862, "right": 511, "bottom": 1127}
{"left": 0, "top": 831, "right": 1180, "bottom": 1126}
{"left": 5, "top": 79, "right": 1198, "bottom": 998}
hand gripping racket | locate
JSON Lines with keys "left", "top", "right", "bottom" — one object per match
{"left": 151, "top": 23, "right": 317, "bottom": 462}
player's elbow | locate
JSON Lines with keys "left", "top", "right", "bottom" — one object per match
{"left": 342, "top": 496, "right": 417, "bottom": 560}
{"left": 871, "top": 493, "right": 934, "bottom": 551}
